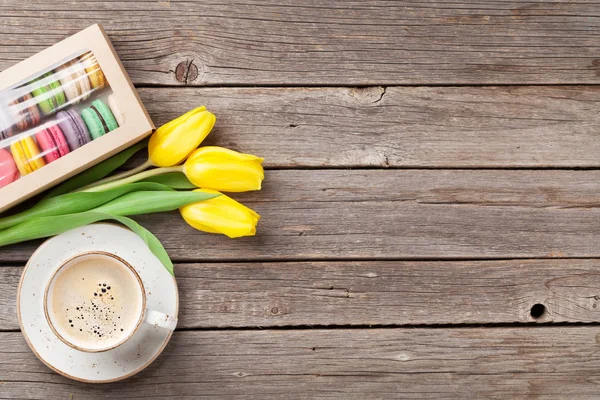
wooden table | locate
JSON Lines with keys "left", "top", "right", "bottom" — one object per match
{"left": 1, "top": 1, "right": 600, "bottom": 398}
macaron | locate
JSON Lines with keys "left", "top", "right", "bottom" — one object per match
{"left": 10, "top": 93, "right": 41, "bottom": 130}
{"left": 0, "top": 148, "right": 19, "bottom": 188}
{"left": 107, "top": 95, "right": 124, "bottom": 126}
{"left": 0, "top": 104, "right": 15, "bottom": 140}
{"left": 0, "top": 126, "right": 12, "bottom": 141}
{"left": 56, "top": 109, "right": 92, "bottom": 151}
{"left": 35, "top": 123, "right": 70, "bottom": 163}
{"left": 79, "top": 52, "right": 107, "bottom": 89}
{"left": 81, "top": 99, "right": 118, "bottom": 140}
{"left": 31, "top": 72, "right": 67, "bottom": 115}
{"left": 56, "top": 59, "right": 92, "bottom": 104}
{"left": 10, "top": 136, "right": 46, "bottom": 176}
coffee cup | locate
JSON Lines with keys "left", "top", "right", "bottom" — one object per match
{"left": 43, "top": 251, "right": 177, "bottom": 353}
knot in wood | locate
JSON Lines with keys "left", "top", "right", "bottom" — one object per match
{"left": 175, "top": 60, "right": 199, "bottom": 83}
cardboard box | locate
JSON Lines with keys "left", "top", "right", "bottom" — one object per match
{"left": 0, "top": 24, "right": 154, "bottom": 213}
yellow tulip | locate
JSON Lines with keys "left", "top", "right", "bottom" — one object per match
{"left": 180, "top": 189, "right": 260, "bottom": 238}
{"left": 183, "top": 146, "right": 264, "bottom": 192}
{"left": 81, "top": 107, "right": 216, "bottom": 190}
{"left": 149, "top": 106, "right": 216, "bottom": 167}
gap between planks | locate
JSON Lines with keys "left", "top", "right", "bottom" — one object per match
{"left": 134, "top": 83, "right": 600, "bottom": 89}
{"left": 3, "top": 322, "right": 600, "bottom": 334}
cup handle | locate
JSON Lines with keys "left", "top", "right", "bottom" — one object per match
{"left": 144, "top": 309, "right": 177, "bottom": 331}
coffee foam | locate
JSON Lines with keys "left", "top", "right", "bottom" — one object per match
{"left": 46, "top": 254, "right": 144, "bottom": 351}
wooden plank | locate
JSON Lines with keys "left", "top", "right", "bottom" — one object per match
{"left": 2, "top": 327, "right": 600, "bottom": 398}
{"left": 1, "top": 1, "right": 598, "bottom": 85}
{"left": 3, "top": 259, "right": 600, "bottom": 330}
{"left": 2, "top": 169, "right": 600, "bottom": 262}
{"left": 139, "top": 86, "right": 600, "bottom": 168}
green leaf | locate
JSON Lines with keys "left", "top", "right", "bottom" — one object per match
{"left": 44, "top": 139, "right": 149, "bottom": 198}
{"left": 0, "top": 191, "right": 218, "bottom": 273}
{"left": 109, "top": 215, "right": 174, "bottom": 275}
{"left": 0, "top": 212, "right": 173, "bottom": 275}
{"left": 0, "top": 191, "right": 216, "bottom": 247}
{"left": 140, "top": 172, "right": 197, "bottom": 190}
{"left": 0, "top": 182, "right": 173, "bottom": 230}
{"left": 93, "top": 190, "right": 218, "bottom": 216}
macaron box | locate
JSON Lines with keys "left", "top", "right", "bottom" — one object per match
{"left": 0, "top": 24, "right": 154, "bottom": 213}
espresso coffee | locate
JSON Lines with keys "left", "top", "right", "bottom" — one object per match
{"left": 46, "top": 253, "right": 144, "bottom": 351}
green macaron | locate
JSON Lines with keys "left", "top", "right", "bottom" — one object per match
{"left": 31, "top": 72, "right": 66, "bottom": 115}
{"left": 81, "top": 99, "right": 119, "bottom": 140}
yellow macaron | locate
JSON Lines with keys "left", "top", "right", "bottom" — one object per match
{"left": 11, "top": 136, "right": 46, "bottom": 176}
{"left": 80, "top": 52, "right": 107, "bottom": 89}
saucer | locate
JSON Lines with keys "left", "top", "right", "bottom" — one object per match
{"left": 17, "top": 223, "right": 179, "bottom": 383}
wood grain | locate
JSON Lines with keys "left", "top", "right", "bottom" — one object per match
{"left": 3, "top": 259, "right": 600, "bottom": 331}
{"left": 2, "top": 169, "right": 600, "bottom": 262}
{"left": 139, "top": 86, "right": 600, "bottom": 168}
{"left": 2, "top": 1, "right": 599, "bottom": 397}
{"left": 1, "top": 1, "right": 599, "bottom": 85}
{"left": 2, "top": 327, "right": 600, "bottom": 398}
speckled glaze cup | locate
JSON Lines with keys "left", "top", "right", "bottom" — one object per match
{"left": 44, "top": 251, "right": 177, "bottom": 353}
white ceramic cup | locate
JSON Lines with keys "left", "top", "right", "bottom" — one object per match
{"left": 44, "top": 251, "right": 177, "bottom": 353}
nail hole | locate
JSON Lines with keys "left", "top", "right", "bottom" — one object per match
{"left": 530, "top": 303, "right": 546, "bottom": 319}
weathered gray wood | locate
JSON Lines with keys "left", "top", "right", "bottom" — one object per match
{"left": 2, "top": 1, "right": 599, "bottom": 397}
{"left": 2, "top": 169, "right": 600, "bottom": 262}
{"left": 1, "top": 1, "right": 599, "bottom": 85}
{"left": 0, "top": 266, "right": 19, "bottom": 330}
{"left": 3, "top": 259, "right": 600, "bottom": 331}
{"left": 2, "top": 327, "right": 600, "bottom": 398}
{"left": 139, "top": 86, "right": 600, "bottom": 168}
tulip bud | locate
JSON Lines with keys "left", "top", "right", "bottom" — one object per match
{"left": 183, "top": 147, "right": 264, "bottom": 192}
{"left": 149, "top": 106, "right": 216, "bottom": 167}
{"left": 180, "top": 189, "right": 260, "bottom": 238}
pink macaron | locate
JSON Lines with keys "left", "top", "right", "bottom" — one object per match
{"left": 0, "top": 148, "right": 19, "bottom": 188}
{"left": 35, "top": 123, "right": 70, "bottom": 164}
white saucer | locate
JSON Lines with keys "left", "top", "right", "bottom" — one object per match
{"left": 17, "top": 223, "right": 179, "bottom": 383}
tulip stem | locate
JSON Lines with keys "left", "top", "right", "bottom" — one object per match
{"left": 79, "top": 166, "right": 184, "bottom": 193}
{"left": 77, "top": 159, "right": 155, "bottom": 191}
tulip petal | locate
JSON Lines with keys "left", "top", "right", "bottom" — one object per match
{"left": 190, "top": 146, "right": 264, "bottom": 163}
{"left": 149, "top": 107, "right": 216, "bottom": 167}
{"left": 184, "top": 147, "right": 264, "bottom": 192}
{"left": 158, "top": 106, "right": 206, "bottom": 134}
{"left": 180, "top": 189, "right": 260, "bottom": 238}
